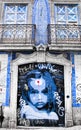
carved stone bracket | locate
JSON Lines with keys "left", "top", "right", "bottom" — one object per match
{"left": 36, "top": 43, "right": 47, "bottom": 51}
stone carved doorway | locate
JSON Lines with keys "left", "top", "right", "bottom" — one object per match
{"left": 10, "top": 52, "right": 73, "bottom": 128}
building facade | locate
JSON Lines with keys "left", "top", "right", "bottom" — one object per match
{"left": 0, "top": 0, "right": 81, "bottom": 128}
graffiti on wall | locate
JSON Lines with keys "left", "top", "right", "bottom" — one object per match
{"left": 76, "top": 84, "right": 81, "bottom": 104}
{"left": 17, "top": 63, "right": 64, "bottom": 126}
{"left": 74, "top": 55, "right": 81, "bottom": 106}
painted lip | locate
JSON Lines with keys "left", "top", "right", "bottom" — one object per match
{"left": 36, "top": 102, "right": 45, "bottom": 107}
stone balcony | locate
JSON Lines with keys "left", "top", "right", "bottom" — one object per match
{"left": 47, "top": 24, "right": 81, "bottom": 51}
{"left": 0, "top": 24, "right": 36, "bottom": 50}
{"left": 0, "top": 24, "right": 81, "bottom": 51}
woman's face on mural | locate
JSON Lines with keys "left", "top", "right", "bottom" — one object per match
{"left": 28, "top": 72, "right": 48, "bottom": 109}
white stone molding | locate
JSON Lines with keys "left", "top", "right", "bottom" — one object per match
{"left": 10, "top": 52, "right": 73, "bottom": 128}
{"left": 0, "top": 54, "right": 8, "bottom": 105}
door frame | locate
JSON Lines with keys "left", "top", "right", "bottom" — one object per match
{"left": 9, "top": 52, "right": 73, "bottom": 128}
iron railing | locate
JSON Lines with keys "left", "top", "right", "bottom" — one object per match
{"left": 0, "top": 24, "right": 36, "bottom": 44}
{"left": 47, "top": 24, "right": 81, "bottom": 44}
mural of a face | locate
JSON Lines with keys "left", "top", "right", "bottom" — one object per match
{"left": 18, "top": 64, "right": 64, "bottom": 126}
{"left": 27, "top": 71, "right": 48, "bottom": 109}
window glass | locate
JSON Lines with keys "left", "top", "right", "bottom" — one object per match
{"left": 4, "top": 4, "right": 27, "bottom": 24}
{"left": 57, "top": 6, "right": 65, "bottom": 14}
{"left": 3, "top": 4, "right": 28, "bottom": 38}
{"left": 55, "top": 4, "right": 79, "bottom": 40}
{"left": 68, "top": 5, "right": 78, "bottom": 22}
{"left": 55, "top": 4, "right": 78, "bottom": 24}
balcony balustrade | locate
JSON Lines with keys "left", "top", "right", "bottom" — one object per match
{"left": 48, "top": 24, "right": 81, "bottom": 44}
{"left": 47, "top": 24, "right": 81, "bottom": 50}
{"left": 0, "top": 24, "right": 81, "bottom": 50}
{"left": 0, "top": 24, "right": 36, "bottom": 50}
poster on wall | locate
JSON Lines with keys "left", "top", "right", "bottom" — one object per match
{"left": 17, "top": 63, "right": 64, "bottom": 127}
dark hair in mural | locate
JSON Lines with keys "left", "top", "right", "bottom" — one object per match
{"left": 17, "top": 63, "right": 64, "bottom": 126}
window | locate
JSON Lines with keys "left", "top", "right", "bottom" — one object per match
{"left": 4, "top": 4, "right": 27, "bottom": 24}
{"left": 55, "top": 4, "right": 78, "bottom": 24}
{"left": 3, "top": 4, "right": 28, "bottom": 39}
{"left": 55, "top": 4, "right": 79, "bottom": 41}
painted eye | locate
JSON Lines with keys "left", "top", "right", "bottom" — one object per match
{"left": 42, "top": 88, "right": 48, "bottom": 94}
{"left": 31, "top": 90, "right": 36, "bottom": 94}
{"left": 30, "top": 89, "right": 38, "bottom": 94}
